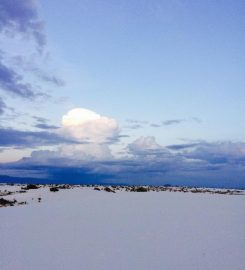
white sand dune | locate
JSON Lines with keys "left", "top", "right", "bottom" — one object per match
{"left": 0, "top": 185, "right": 244, "bottom": 270}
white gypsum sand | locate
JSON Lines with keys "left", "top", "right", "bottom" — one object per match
{"left": 0, "top": 185, "right": 244, "bottom": 270}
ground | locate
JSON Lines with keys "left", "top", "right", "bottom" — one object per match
{"left": 0, "top": 185, "right": 244, "bottom": 270}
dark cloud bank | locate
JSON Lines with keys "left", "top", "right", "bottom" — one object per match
{"left": 0, "top": 137, "right": 245, "bottom": 188}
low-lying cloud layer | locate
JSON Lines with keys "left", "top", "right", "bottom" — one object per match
{"left": 1, "top": 138, "right": 245, "bottom": 188}
{"left": 0, "top": 106, "right": 245, "bottom": 188}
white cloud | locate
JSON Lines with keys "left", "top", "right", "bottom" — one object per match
{"left": 56, "top": 108, "right": 119, "bottom": 160}
{"left": 62, "top": 108, "right": 100, "bottom": 126}
{"left": 128, "top": 136, "right": 162, "bottom": 154}
{"left": 61, "top": 108, "right": 118, "bottom": 143}
{"left": 60, "top": 144, "right": 113, "bottom": 161}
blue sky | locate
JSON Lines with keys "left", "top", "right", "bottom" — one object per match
{"left": 0, "top": 0, "right": 245, "bottom": 187}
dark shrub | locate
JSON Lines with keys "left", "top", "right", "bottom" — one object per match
{"left": 104, "top": 187, "right": 115, "bottom": 193}
{"left": 0, "top": 198, "right": 15, "bottom": 207}
{"left": 50, "top": 187, "right": 59, "bottom": 192}
{"left": 26, "top": 184, "right": 39, "bottom": 190}
{"left": 135, "top": 187, "right": 148, "bottom": 192}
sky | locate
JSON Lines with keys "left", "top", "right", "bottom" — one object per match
{"left": 0, "top": 0, "right": 245, "bottom": 188}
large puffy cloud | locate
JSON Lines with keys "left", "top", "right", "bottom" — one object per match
{"left": 26, "top": 108, "right": 120, "bottom": 162}
{"left": 61, "top": 108, "right": 119, "bottom": 144}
